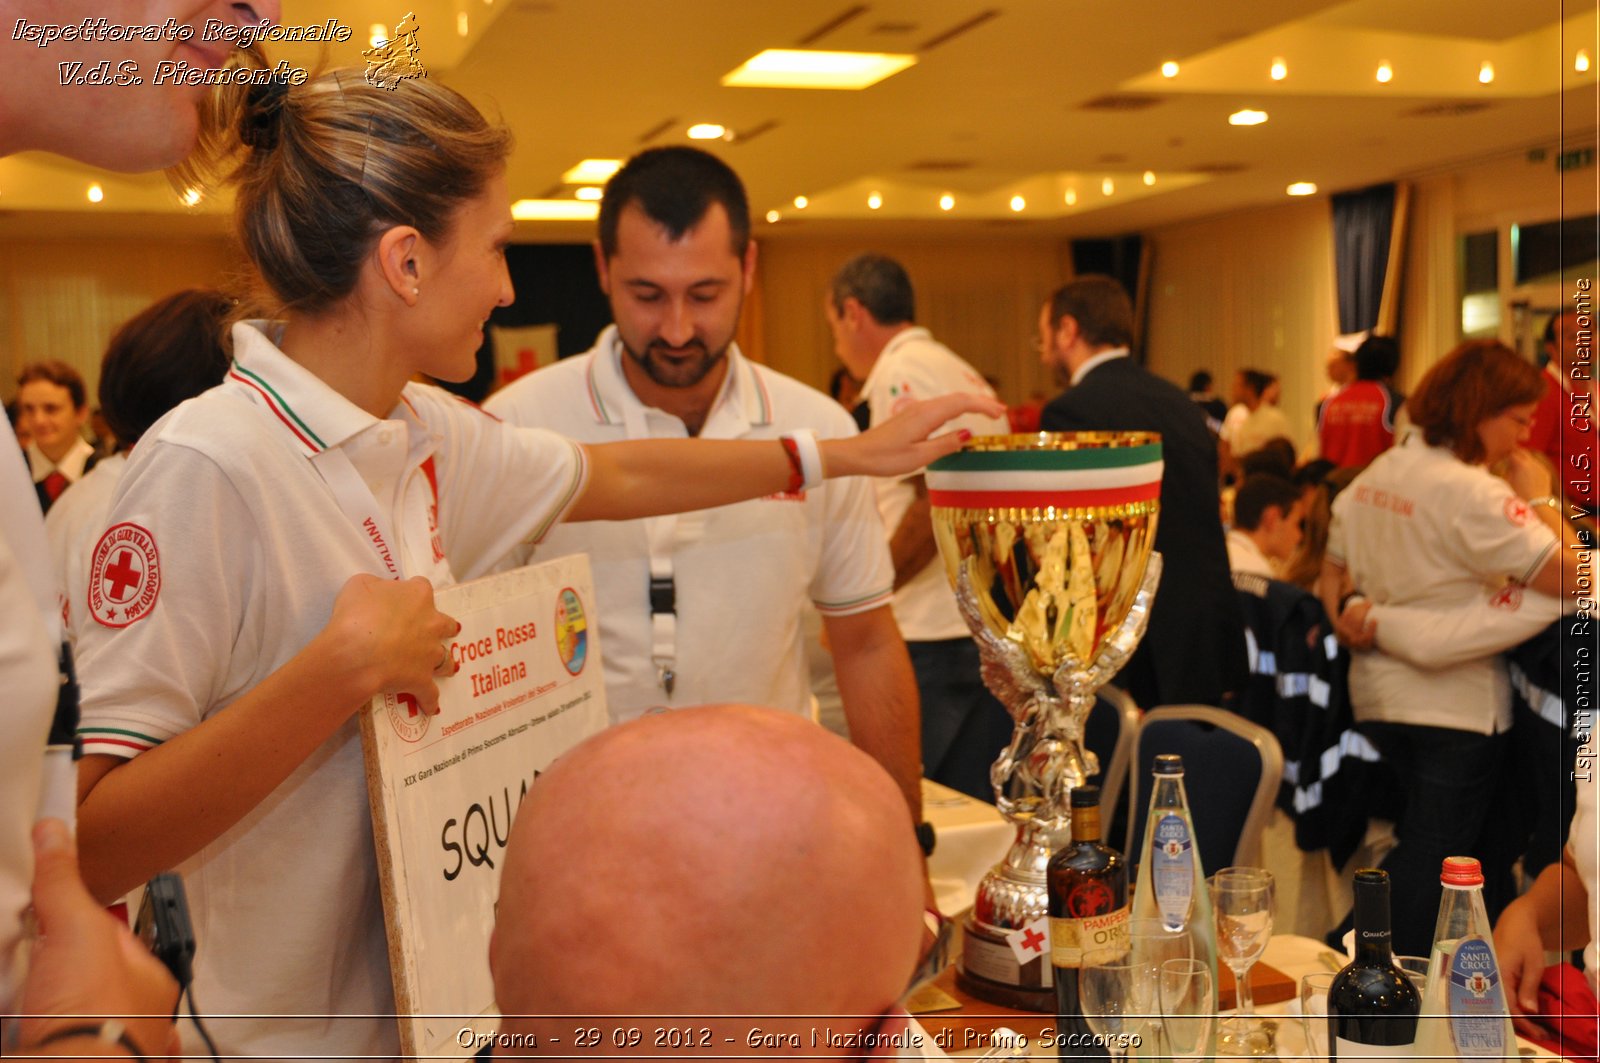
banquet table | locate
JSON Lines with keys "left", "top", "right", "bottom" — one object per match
{"left": 914, "top": 934, "right": 1559, "bottom": 1060}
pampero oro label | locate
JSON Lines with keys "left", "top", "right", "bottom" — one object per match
{"left": 1050, "top": 906, "right": 1129, "bottom": 968}
{"left": 1447, "top": 937, "right": 1508, "bottom": 1055}
{"left": 1150, "top": 813, "right": 1195, "bottom": 929}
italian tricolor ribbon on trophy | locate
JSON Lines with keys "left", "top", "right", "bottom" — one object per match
{"left": 926, "top": 442, "right": 1164, "bottom": 511}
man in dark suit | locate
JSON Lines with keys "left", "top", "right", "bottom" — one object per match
{"left": 1038, "top": 276, "right": 1246, "bottom": 709}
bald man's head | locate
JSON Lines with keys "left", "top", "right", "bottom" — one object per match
{"left": 491, "top": 705, "right": 924, "bottom": 1030}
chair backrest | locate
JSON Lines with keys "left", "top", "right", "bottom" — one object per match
{"left": 1083, "top": 685, "right": 1140, "bottom": 824}
{"left": 1123, "top": 706, "right": 1283, "bottom": 874}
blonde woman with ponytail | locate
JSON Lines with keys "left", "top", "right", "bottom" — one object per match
{"left": 73, "top": 70, "right": 999, "bottom": 1058}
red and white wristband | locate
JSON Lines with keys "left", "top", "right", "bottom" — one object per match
{"left": 779, "top": 430, "right": 824, "bottom": 493}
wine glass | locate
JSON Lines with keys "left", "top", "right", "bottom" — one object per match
{"left": 1211, "top": 866, "right": 1275, "bottom": 1055}
{"left": 1127, "top": 918, "right": 1191, "bottom": 1055}
{"left": 1079, "top": 956, "right": 1141, "bottom": 1061}
{"left": 1159, "top": 958, "right": 1215, "bottom": 1061}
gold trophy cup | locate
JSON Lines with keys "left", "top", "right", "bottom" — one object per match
{"left": 927, "top": 432, "right": 1163, "bottom": 1010}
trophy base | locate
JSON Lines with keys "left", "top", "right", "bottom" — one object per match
{"left": 956, "top": 917, "right": 1055, "bottom": 1013}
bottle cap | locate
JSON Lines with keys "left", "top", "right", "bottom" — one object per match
{"left": 1153, "top": 754, "right": 1184, "bottom": 775}
{"left": 1071, "top": 784, "right": 1101, "bottom": 808}
{"left": 1440, "top": 856, "right": 1484, "bottom": 886}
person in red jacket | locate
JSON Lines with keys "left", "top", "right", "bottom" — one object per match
{"left": 1317, "top": 334, "right": 1401, "bottom": 469}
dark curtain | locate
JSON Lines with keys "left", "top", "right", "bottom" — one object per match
{"left": 434, "top": 244, "right": 612, "bottom": 404}
{"left": 1331, "top": 184, "right": 1396, "bottom": 335}
{"left": 1071, "top": 235, "right": 1146, "bottom": 358}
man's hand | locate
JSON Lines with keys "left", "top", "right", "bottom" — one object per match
{"left": 18, "top": 820, "right": 181, "bottom": 1060}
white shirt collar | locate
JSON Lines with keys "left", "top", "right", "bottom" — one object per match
{"left": 859, "top": 325, "right": 932, "bottom": 398}
{"left": 227, "top": 320, "right": 427, "bottom": 456}
{"left": 27, "top": 435, "right": 94, "bottom": 482}
{"left": 1071, "top": 346, "right": 1130, "bottom": 386}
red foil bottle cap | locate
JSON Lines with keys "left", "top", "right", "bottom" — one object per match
{"left": 1441, "top": 856, "right": 1484, "bottom": 886}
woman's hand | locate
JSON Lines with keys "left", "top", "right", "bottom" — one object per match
{"left": 320, "top": 574, "right": 459, "bottom": 716}
{"left": 1493, "top": 894, "right": 1548, "bottom": 1036}
{"left": 17, "top": 820, "right": 181, "bottom": 1060}
{"left": 1333, "top": 595, "right": 1377, "bottom": 650}
{"left": 1503, "top": 449, "right": 1553, "bottom": 501}
{"left": 822, "top": 392, "right": 1005, "bottom": 478}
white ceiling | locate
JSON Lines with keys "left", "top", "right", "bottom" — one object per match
{"left": 0, "top": 0, "right": 1594, "bottom": 241}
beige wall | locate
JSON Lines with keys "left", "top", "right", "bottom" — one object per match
{"left": 1144, "top": 199, "right": 1339, "bottom": 451}
{"left": 0, "top": 236, "right": 239, "bottom": 404}
{"left": 754, "top": 234, "right": 1068, "bottom": 406}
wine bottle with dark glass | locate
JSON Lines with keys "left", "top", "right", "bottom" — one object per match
{"left": 1048, "top": 785, "right": 1128, "bottom": 1062}
{"left": 1328, "top": 869, "right": 1420, "bottom": 1059}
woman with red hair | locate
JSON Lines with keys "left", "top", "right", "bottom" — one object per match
{"left": 1320, "top": 340, "right": 1586, "bottom": 956}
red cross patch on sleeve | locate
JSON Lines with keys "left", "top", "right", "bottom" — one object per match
{"left": 88, "top": 522, "right": 162, "bottom": 628}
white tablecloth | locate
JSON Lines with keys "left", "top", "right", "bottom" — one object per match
{"left": 923, "top": 779, "right": 1014, "bottom": 916}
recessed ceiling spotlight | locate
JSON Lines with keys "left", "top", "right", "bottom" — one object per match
{"left": 1287, "top": 182, "right": 1318, "bottom": 196}
{"left": 181, "top": 187, "right": 202, "bottom": 206}
{"left": 1142, "top": 171, "right": 1156, "bottom": 187}
{"left": 1478, "top": 61, "right": 1494, "bottom": 85}
{"left": 1009, "top": 195, "right": 1025, "bottom": 212}
{"left": 1228, "top": 109, "right": 1268, "bottom": 126}
{"left": 574, "top": 186, "right": 604, "bottom": 201}
{"left": 939, "top": 194, "right": 954, "bottom": 211}
{"left": 1161, "top": 61, "right": 1179, "bottom": 78}
{"left": 87, "top": 183, "right": 104, "bottom": 203}
{"left": 793, "top": 195, "right": 808, "bottom": 209}
{"left": 765, "top": 210, "right": 781, "bottom": 223}
{"left": 456, "top": 12, "right": 468, "bottom": 35}
{"left": 1101, "top": 177, "right": 1115, "bottom": 196}
{"left": 1064, "top": 189, "right": 1077, "bottom": 206}
{"left": 687, "top": 123, "right": 728, "bottom": 140}
{"left": 1376, "top": 61, "right": 1393, "bottom": 84}
{"left": 867, "top": 192, "right": 882, "bottom": 210}
{"left": 1578, "top": 50, "right": 1592, "bottom": 73}
{"left": 1270, "top": 58, "right": 1287, "bottom": 81}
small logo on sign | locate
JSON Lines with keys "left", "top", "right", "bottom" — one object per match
{"left": 555, "top": 587, "right": 588, "bottom": 676}
{"left": 386, "top": 690, "right": 429, "bottom": 743}
{"left": 88, "top": 522, "right": 161, "bottom": 628}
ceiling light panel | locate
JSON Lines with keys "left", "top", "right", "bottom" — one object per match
{"left": 721, "top": 49, "right": 916, "bottom": 90}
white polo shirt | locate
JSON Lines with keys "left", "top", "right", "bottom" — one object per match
{"left": 1327, "top": 433, "right": 1558, "bottom": 734}
{"left": 0, "top": 420, "right": 57, "bottom": 1011}
{"left": 484, "top": 326, "right": 892, "bottom": 722}
{"left": 44, "top": 451, "right": 126, "bottom": 647}
{"left": 859, "top": 327, "right": 1008, "bottom": 641}
{"left": 75, "top": 321, "right": 586, "bottom": 1060}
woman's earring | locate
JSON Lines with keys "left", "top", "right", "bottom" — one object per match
{"left": 412, "top": 286, "right": 420, "bottom": 296}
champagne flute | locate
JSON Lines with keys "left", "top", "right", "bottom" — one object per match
{"left": 1079, "top": 956, "right": 1141, "bottom": 1061}
{"left": 1212, "top": 866, "right": 1275, "bottom": 1055}
{"left": 1159, "top": 958, "right": 1215, "bottom": 1061}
